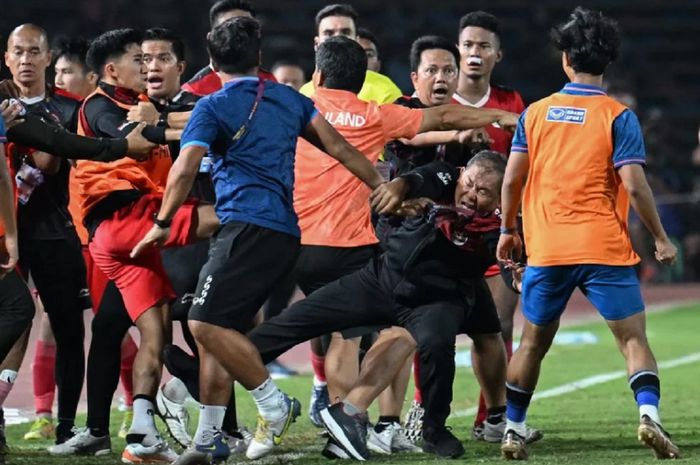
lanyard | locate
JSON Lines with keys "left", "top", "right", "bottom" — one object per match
{"left": 231, "top": 78, "right": 265, "bottom": 142}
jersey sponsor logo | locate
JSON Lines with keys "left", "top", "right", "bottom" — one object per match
{"left": 546, "top": 106, "right": 587, "bottom": 124}
{"left": 324, "top": 112, "right": 366, "bottom": 128}
{"left": 437, "top": 172, "right": 452, "bottom": 185}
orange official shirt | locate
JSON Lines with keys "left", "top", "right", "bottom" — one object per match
{"left": 513, "top": 83, "right": 645, "bottom": 266}
{"left": 294, "top": 88, "right": 423, "bottom": 247}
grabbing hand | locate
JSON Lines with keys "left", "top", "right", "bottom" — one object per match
{"left": 370, "top": 178, "right": 409, "bottom": 215}
{"left": 130, "top": 224, "right": 170, "bottom": 258}
{"left": 127, "top": 102, "right": 159, "bottom": 125}
{"left": 455, "top": 128, "right": 494, "bottom": 146}
{"left": 1, "top": 99, "right": 24, "bottom": 129}
{"left": 496, "top": 112, "right": 519, "bottom": 132}
{"left": 395, "top": 197, "right": 434, "bottom": 216}
{"left": 126, "top": 122, "right": 155, "bottom": 160}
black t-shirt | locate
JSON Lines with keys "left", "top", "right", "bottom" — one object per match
{"left": 13, "top": 90, "right": 79, "bottom": 240}
{"left": 383, "top": 96, "right": 483, "bottom": 178}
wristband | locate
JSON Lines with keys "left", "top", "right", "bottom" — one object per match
{"left": 153, "top": 213, "right": 172, "bottom": 229}
{"left": 500, "top": 227, "right": 516, "bottom": 235}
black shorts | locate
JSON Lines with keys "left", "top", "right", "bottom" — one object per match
{"left": 296, "top": 244, "right": 378, "bottom": 295}
{"left": 188, "top": 221, "right": 300, "bottom": 331}
{"left": 0, "top": 269, "right": 35, "bottom": 361}
{"left": 460, "top": 277, "right": 502, "bottom": 336}
{"left": 161, "top": 240, "right": 210, "bottom": 321}
{"left": 296, "top": 244, "right": 382, "bottom": 338}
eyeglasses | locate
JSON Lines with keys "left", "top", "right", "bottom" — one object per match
{"left": 143, "top": 53, "right": 177, "bottom": 65}
{"left": 419, "top": 66, "right": 458, "bottom": 79}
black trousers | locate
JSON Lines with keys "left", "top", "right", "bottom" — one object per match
{"left": 19, "top": 233, "right": 86, "bottom": 424}
{"left": 0, "top": 269, "right": 34, "bottom": 362}
{"left": 247, "top": 259, "right": 468, "bottom": 431}
{"left": 86, "top": 281, "right": 130, "bottom": 433}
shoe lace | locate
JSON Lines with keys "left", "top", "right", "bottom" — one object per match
{"left": 253, "top": 415, "right": 271, "bottom": 443}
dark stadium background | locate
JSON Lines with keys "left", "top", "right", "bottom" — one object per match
{"left": 2, "top": 0, "right": 699, "bottom": 280}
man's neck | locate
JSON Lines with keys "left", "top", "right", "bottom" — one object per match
{"left": 570, "top": 73, "right": 604, "bottom": 88}
{"left": 218, "top": 67, "right": 259, "bottom": 86}
{"left": 456, "top": 73, "right": 490, "bottom": 104}
{"left": 14, "top": 79, "right": 45, "bottom": 100}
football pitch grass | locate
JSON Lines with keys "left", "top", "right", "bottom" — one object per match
{"left": 5, "top": 303, "right": 699, "bottom": 464}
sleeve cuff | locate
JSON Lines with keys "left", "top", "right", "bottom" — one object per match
{"left": 511, "top": 145, "right": 528, "bottom": 153}
{"left": 614, "top": 158, "right": 646, "bottom": 168}
{"left": 180, "top": 140, "right": 210, "bottom": 151}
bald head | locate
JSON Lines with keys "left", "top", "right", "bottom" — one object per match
{"left": 7, "top": 24, "right": 49, "bottom": 49}
{"left": 5, "top": 24, "right": 51, "bottom": 91}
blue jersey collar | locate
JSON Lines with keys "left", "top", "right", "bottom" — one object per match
{"left": 224, "top": 76, "right": 260, "bottom": 88}
{"left": 560, "top": 82, "right": 607, "bottom": 96}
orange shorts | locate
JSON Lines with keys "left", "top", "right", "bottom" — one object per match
{"left": 89, "top": 194, "right": 197, "bottom": 322}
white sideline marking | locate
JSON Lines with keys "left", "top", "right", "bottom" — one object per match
{"left": 452, "top": 351, "right": 700, "bottom": 418}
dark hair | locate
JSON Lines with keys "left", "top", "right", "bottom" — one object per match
{"left": 550, "top": 7, "right": 620, "bottom": 75}
{"left": 316, "top": 36, "right": 366, "bottom": 93}
{"left": 209, "top": 0, "right": 256, "bottom": 28}
{"left": 357, "top": 27, "right": 378, "bottom": 49}
{"left": 271, "top": 60, "right": 302, "bottom": 73}
{"left": 53, "top": 36, "right": 90, "bottom": 71}
{"left": 144, "top": 27, "right": 186, "bottom": 62}
{"left": 410, "top": 35, "right": 460, "bottom": 72}
{"left": 467, "top": 150, "right": 507, "bottom": 179}
{"left": 458, "top": 11, "right": 501, "bottom": 43}
{"left": 315, "top": 4, "right": 359, "bottom": 32}
{"left": 86, "top": 28, "right": 143, "bottom": 76}
{"left": 207, "top": 16, "right": 260, "bottom": 75}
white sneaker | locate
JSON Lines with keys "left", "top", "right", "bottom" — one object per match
{"left": 481, "top": 419, "right": 543, "bottom": 444}
{"left": 47, "top": 427, "right": 111, "bottom": 456}
{"left": 367, "top": 426, "right": 392, "bottom": 455}
{"left": 156, "top": 384, "right": 192, "bottom": 448}
{"left": 246, "top": 395, "right": 301, "bottom": 460}
{"left": 226, "top": 427, "right": 252, "bottom": 454}
{"left": 367, "top": 423, "right": 422, "bottom": 454}
{"left": 389, "top": 423, "right": 422, "bottom": 453}
{"left": 121, "top": 437, "right": 179, "bottom": 464}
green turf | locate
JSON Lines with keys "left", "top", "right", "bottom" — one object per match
{"left": 4, "top": 304, "right": 699, "bottom": 464}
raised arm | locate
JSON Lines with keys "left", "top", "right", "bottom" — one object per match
{"left": 419, "top": 104, "right": 518, "bottom": 133}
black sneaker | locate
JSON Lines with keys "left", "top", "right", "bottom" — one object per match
{"left": 422, "top": 426, "right": 465, "bottom": 459}
{"left": 319, "top": 403, "right": 370, "bottom": 461}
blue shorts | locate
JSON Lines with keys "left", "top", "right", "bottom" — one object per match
{"left": 521, "top": 265, "right": 644, "bottom": 325}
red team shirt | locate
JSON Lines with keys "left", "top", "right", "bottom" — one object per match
{"left": 453, "top": 84, "right": 525, "bottom": 155}
{"left": 182, "top": 65, "right": 277, "bottom": 96}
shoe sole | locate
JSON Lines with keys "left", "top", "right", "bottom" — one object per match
{"left": 638, "top": 424, "right": 681, "bottom": 459}
{"left": 366, "top": 436, "right": 391, "bottom": 455}
{"left": 319, "top": 409, "right": 367, "bottom": 461}
{"left": 121, "top": 449, "right": 175, "bottom": 464}
{"left": 422, "top": 442, "right": 465, "bottom": 459}
{"left": 48, "top": 446, "right": 111, "bottom": 456}
{"left": 501, "top": 442, "right": 528, "bottom": 461}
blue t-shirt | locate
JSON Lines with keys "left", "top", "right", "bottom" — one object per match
{"left": 511, "top": 83, "right": 646, "bottom": 168}
{"left": 0, "top": 116, "right": 6, "bottom": 143}
{"left": 181, "top": 77, "right": 318, "bottom": 237}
